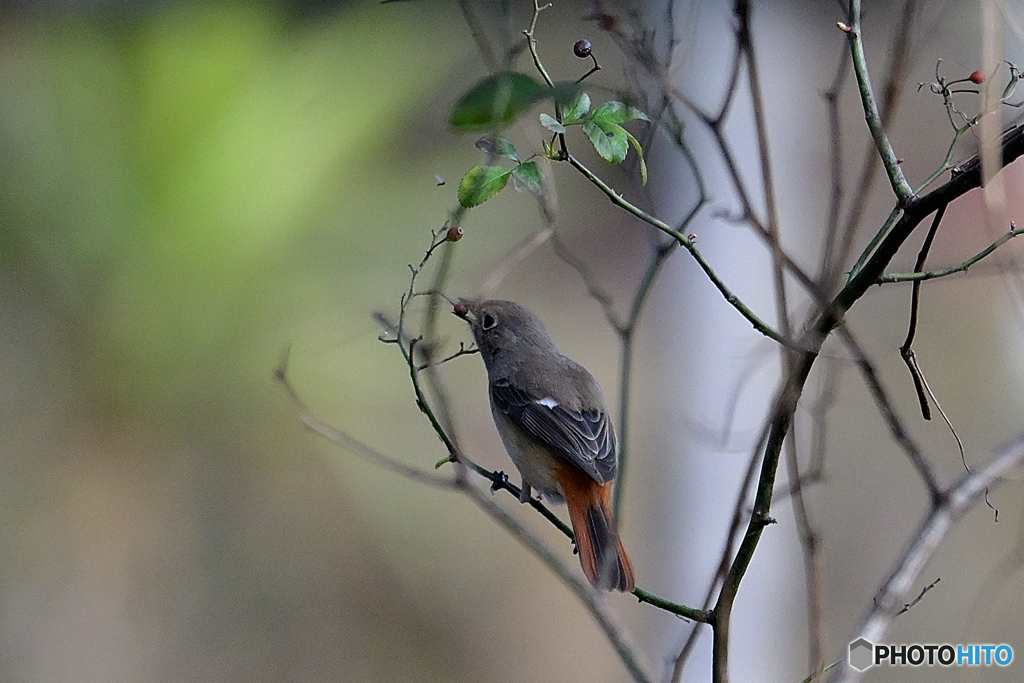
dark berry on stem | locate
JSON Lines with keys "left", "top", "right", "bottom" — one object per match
{"left": 573, "top": 39, "right": 592, "bottom": 58}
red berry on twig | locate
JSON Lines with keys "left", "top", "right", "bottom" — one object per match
{"left": 969, "top": 70, "right": 985, "bottom": 84}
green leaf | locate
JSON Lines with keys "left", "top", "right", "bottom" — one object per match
{"left": 590, "top": 101, "right": 649, "bottom": 126}
{"left": 458, "top": 165, "right": 512, "bottom": 207}
{"left": 583, "top": 118, "right": 628, "bottom": 164}
{"left": 539, "top": 113, "right": 565, "bottom": 134}
{"left": 475, "top": 136, "right": 520, "bottom": 162}
{"left": 450, "top": 72, "right": 546, "bottom": 130}
{"left": 623, "top": 129, "right": 648, "bottom": 185}
{"left": 511, "top": 161, "right": 544, "bottom": 196}
{"left": 563, "top": 92, "right": 591, "bottom": 124}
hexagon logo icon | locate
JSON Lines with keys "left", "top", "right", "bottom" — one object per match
{"left": 849, "top": 638, "right": 874, "bottom": 671}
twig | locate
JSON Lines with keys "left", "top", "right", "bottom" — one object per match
{"left": 414, "top": 342, "right": 478, "bottom": 372}
{"left": 878, "top": 222, "right": 1024, "bottom": 283}
{"left": 634, "top": 589, "right": 712, "bottom": 622}
{"left": 833, "top": 0, "right": 918, "bottom": 284}
{"left": 523, "top": 0, "right": 555, "bottom": 88}
{"left": 899, "top": 203, "right": 948, "bottom": 420}
{"left": 843, "top": 0, "right": 915, "bottom": 206}
{"left": 896, "top": 577, "right": 940, "bottom": 615}
{"left": 711, "top": 362, "right": 801, "bottom": 683}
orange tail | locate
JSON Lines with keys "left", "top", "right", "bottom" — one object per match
{"left": 556, "top": 465, "right": 635, "bottom": 592}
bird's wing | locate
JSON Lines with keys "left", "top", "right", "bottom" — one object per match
{"left": 491, "top": 380, "right": 616, "bottom": 484}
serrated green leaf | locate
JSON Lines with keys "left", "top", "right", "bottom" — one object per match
{"left": 563, "top": 92, "right": 591, "bottom": 124}
{"left": 583, "top": 119, "right": 628, "bottom": 164}
{"left": 591, "top": 100, "right": 649, "bottom": 126}
{"left": 623, "top": 129, "right": 648, "bottom": 185}
{"left": 475, "top": 136, "right": 520, "bottom": 162}
{"left": 458, "top": 165, "right": 512, "bottom": 207}
{"left": 539, "top": 113, "right": 565, "bottom": 134}
{"left": 511, "top": 161, "right": 544, "bottom": 196}
{"left": 450, "top": 72, "right": 546, "bottom": 130}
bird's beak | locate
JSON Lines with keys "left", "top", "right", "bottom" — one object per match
{"left": 453, "top": 299, "right": 476, "bottom": 323}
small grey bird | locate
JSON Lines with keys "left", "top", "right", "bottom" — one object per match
{"left": 454, "top": 299, "right": 634, "bottom": 591}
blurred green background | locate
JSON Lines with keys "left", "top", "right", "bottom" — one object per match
{"left": 0, "top": 2, "right": 498, "bottom": 681}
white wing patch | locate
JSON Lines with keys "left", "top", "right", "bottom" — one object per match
{"left": 536, "top": 397, "right": 559, "bottom": 409}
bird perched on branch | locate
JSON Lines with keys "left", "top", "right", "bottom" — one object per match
{"left": 454, "top": 299, "right": 634, "bottom": 591}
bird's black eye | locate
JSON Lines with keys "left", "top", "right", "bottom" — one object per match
{"left": 481, "top": 313, "right": 497, "bottom": 330}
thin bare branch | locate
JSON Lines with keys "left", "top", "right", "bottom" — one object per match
{"left": 879, "top": 222, "right": 1024, "bottom": 283}
{"left": 844, "top": 0, "right": 916, "bottom": 205}
{"left": 833, "top": 0, "right": 918, "bottom": 284}
{"left": 896, "top": 576, "right": 940, "bottom": 615}
{"left": 899, "top": 203, "right": 948, "bottom": 420}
